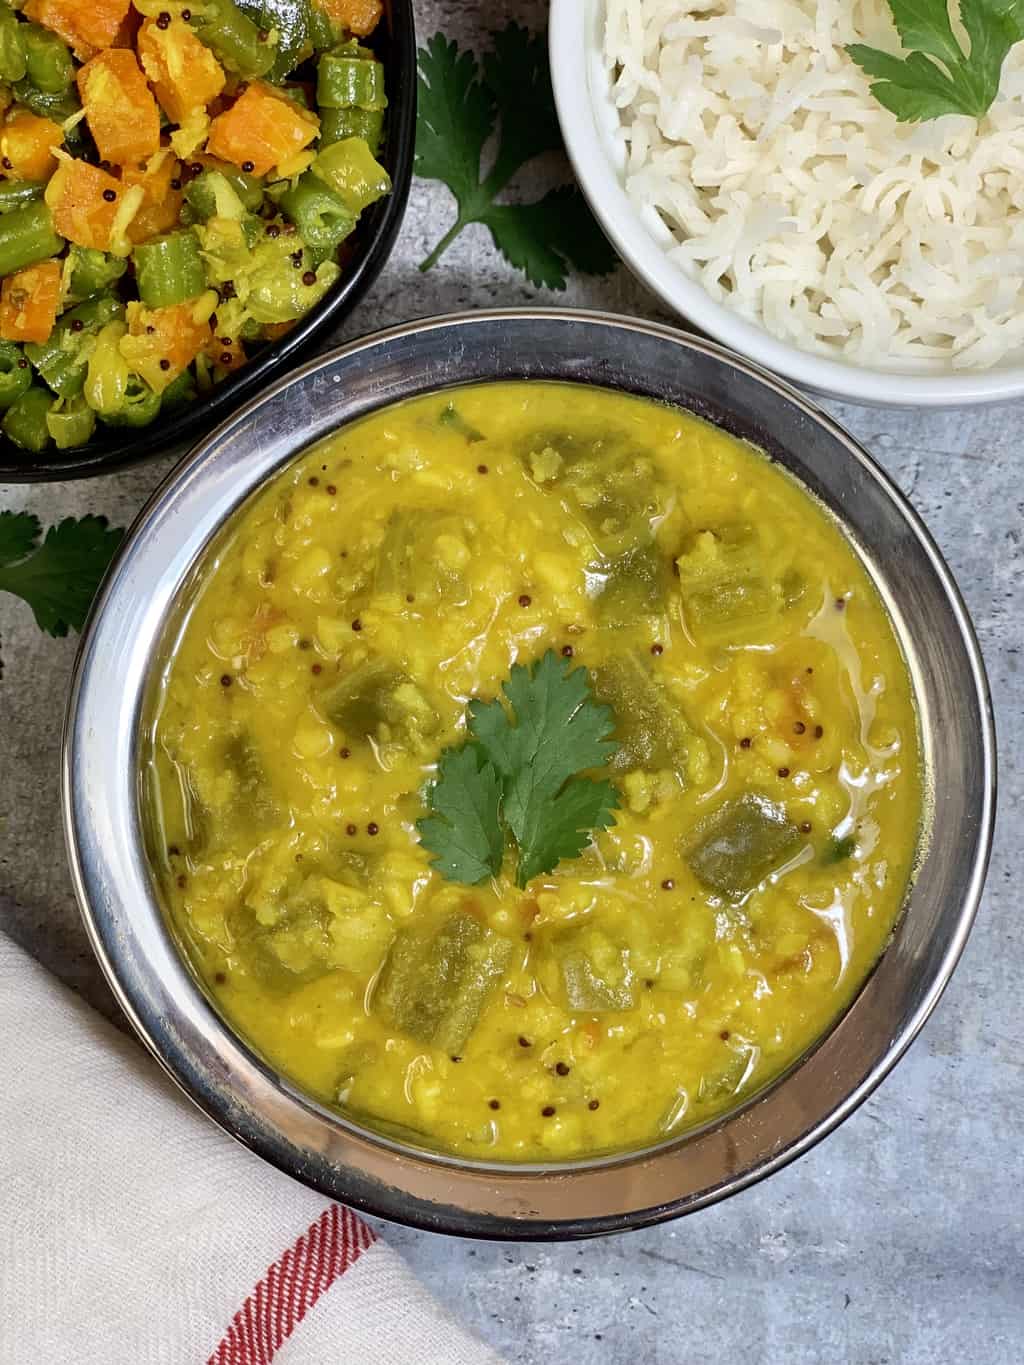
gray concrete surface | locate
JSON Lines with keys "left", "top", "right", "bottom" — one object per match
{"left": 1, "top": 2, "right": 1022, "bottom": 1360}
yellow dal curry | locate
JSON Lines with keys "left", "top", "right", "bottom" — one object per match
{"left": 145, "top": 383, "right": 922, "bottom": 1160}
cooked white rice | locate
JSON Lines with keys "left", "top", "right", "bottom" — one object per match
{"left": 604, "top": 0, "right": 1024, "bottom": 369}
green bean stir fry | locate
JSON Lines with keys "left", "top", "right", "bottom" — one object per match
{"left": 0, "top": 0, "right": 391, "bottom": 454}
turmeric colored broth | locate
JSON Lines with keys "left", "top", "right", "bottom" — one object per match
{"left": 144, "top": 382, "right": 922, "bottom": 1160}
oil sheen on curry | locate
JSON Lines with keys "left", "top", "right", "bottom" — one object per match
{"left": 145, "top": 383, "right": 922, "bottom": 1161}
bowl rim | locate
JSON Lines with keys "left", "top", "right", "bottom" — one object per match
{"left": 0, "top": 0, "right": 417, "bottom": 484}
{"left": 549, "top": 0, "right": 1024, "bottom": 408}
{"left": 62, "top": 308, "right": 997, "bottom": 1239}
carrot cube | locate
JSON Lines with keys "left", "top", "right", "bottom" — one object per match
{"left": 0, "top": 260, "right": 61, "bottom": 344}
{"left": 206, "top": 82, "right": 319, "bottom": 178}
{"left": 138, "top": 18, "right": 226, "bottom": 125}
{"left": 22, "top": 0, "right": 131, "bottom": 61}
{"left": 45, "top": 157, "right": 123, "bottom": 251}
{"left": 119, "top": 150, "right": 184, "bottom": 245}
{"left": 78, "top": 49, "right": 161, "bottom": 168}
{"left": 0, "top": 111, "right": 63, "bottom": 182}
{"left": 121, "top": 297, "right": 216, "bottom": 393}
{"left": 315, "top": 0, "right": 383, "bottom": 38}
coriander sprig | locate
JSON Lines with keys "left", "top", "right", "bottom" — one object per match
{"left": 849, "top": 0, "right": 1024, "bottom": 121}
{"left": 0, "top": 511, "right": 122, "bottom": 678}
{"left": 417, "top": 649, "right": 620, "bottom": 889}
{"left": 415, "top": 25, "right": 619, "bottom": 288}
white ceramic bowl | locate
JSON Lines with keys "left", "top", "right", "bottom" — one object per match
{"left": 550, "top": 0, "right": 1024, "bottom": 407}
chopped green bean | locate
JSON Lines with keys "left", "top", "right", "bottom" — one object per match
{"left": 84, "top": 320, "right": 129, "bottom": 418}
{"left": 186, "top": 0, "right": 278, "bottom": 80}
{"left": 162, "top": 367, "right": 197, "bottom": 411}
{"left": 319, "top": 105, "right": 384, "bottom": 154}
{"left": 307, "top": 3, "right": 343, "bottom": 51}
{"left": 99, "top": 373, "right": 161, "bottom": 428}
{"left": 133, "top": 230, "right": 206, "bottom": 308}
{"left": 0, "top": 181, "right": 45, "bottom": 214}
{"left": 317, "top": 53, "right": 386, "bottom": 110}
{"left": 21, "top": 22, "right": 74, "bottom": 95}
{"left": 46, "top": 394, "right": 95, "bottom": 448}
{"left": 11, "top": 78, "right": 80, "bottom": 131}
{"left": 26, "top": 292, "right": 124, "bottom": 398}
{"left": 0, "top": 10, "right": 26, "bottom": 84}
{"left": 185, "top": 167, "right": 263, "bottom": 221}
{"left": 2, "top": 381, "right": 52, "bottom": 451}
{"left": 235, "top": 0, "right": 313, "bottom": 80}
{"left": 0, "top": 340, "right": 31, "bottom": 409}
{"left": 310, "top": 136, "right": 390, "bottom": 214}
{"left": 0, "top": 200, "right": 63, "bottom": 277}
{"left": 279, "top": 172, "right": 355, "bottom": 263}
{"left": 68, "top": 247, "right": 127, "bottom": 302}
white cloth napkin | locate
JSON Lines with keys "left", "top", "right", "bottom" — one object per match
{"left": 0, "top": 933, "right": 506, "bottom": 1365}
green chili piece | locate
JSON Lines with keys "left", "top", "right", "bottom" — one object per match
{"left": 2, "top": 382, "right": 53, "bottom": 452}
{"left": 319, "top": 105, "right": 384, "bottom": 153}
{"left": 133, "top": 230, "right": 206, "bottom": 308}
{"left": 0, "top": 340, "right": 31, "bottom": 409}
{"left": 21, "top": 22, "right": 74, "bottom": 94}
{"left": 0, "top": 181, "right": 45, "bottom": 214}
{"left": 100, "top": 373, "right": 161, "bottom": 428}
{"left": 279, "top": 172, "right": 355, "bottom": 263}
{"left": 186, "top": 0, "right": 277, "bottom": 79}
{"left": 316, "top": 53, "right": 386, "bottom": 110}
{"left": 68, "top": 247, "right": 127, "bottom": 301}
{"left": 0, "top": 10, "right": 26, "bottom": 84}
{"left": 46, "top": 394, "right": 96, "bottom": 449}
{"left": 0, "top": 200, "right": 63, "bottom": 277}
{"left": 26, "top": 292, "right": 124, "bottom": 398}
{"left": 310, "top": 136, "right": 390, "bottom": 214}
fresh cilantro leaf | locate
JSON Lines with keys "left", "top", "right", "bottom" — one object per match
{"left": 471, "top": 650, "right": 619, "bottom": 888}
{"left": 0, "top": 511, "right": 40, "bottom": 566}
{"left": 849, "top": 0, "right": 1024, "bottom": 121}
{"left": 416, "top": 33, "right": 495, "bottom": 214}
{"left": 420, "top": 649, "right": 620, "bottom": 889}
{"left": 416, "top": 24, "right": 618, "bottom": 288}
{"left": 470, "top": 649, "right": 618, "bottom": 852}
{"left": 481, "top": 23, "right": 562, "bottom": 186}
{"left": 417, "top": 743, "right": 505, "bottom": 885}
{"left": 483, "top": 186, "right": 622, "bottom": 291}
{"left": 515, "top": 775, "right": 619, "bottom": 889}
{"left": 0, "top": 513, "right": 123, "bottom": 638}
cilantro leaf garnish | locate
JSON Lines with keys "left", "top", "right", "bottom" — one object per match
{"left": 514, "top": 775, "right": 620, "bottom": 890}
{"left": 415, "top": 25, "right": 619, "bottom": 288}
{"left": 417, "top": 649, "right": 620, "bottom": 889}
{"left": 0, "top": 512, "right": 123, "bottom": 637}
{"left": 417, "top": 743, "right": 505, "bottom": 885}
{"left": 849, "top": 0, "right": 1024, "bottom": 121}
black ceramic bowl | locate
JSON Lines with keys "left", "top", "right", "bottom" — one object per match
{"left": 0, "top": 0, "right": 416, "bottom": 484}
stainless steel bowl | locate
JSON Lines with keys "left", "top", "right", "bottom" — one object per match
{"left": 62, "top": 311, "right": 996, "bottom": 1240}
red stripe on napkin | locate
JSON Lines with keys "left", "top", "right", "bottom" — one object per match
{"left": 208, "top": 1205, "right": 376, "bottom": 1364}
